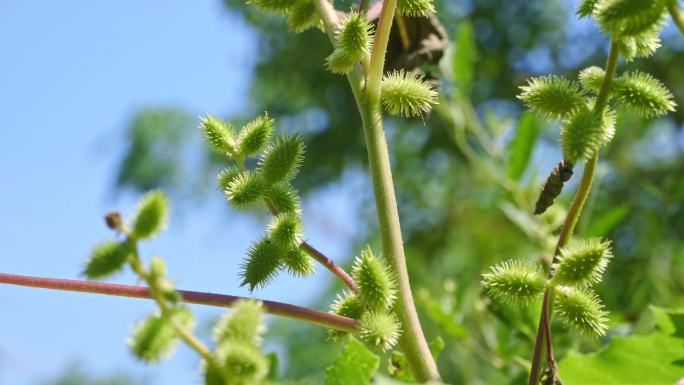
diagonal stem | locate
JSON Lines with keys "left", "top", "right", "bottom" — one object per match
{"left": 527, "top": 38, "right": 619, "bottom": 385}
{"left": 0, "top": 272, "right": 357, "bottom": 332}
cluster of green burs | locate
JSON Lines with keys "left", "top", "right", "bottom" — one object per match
{"left": 520, "top": 0, "right": 675, "bottom": 166}
{"left": 203, "top": 113, "right": 402, "bottom": 352}
{"left": 483, "top": 0, "right": 677, "bottom": 339}
{"left": 84, "top": 190, "right": 273, "bottom": 384}
{"left": 252, "top": 0, "right": 439, "bottom": 117}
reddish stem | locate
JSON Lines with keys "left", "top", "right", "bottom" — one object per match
{"left": 0, "top": 272, "right": 357, "bottom": 332}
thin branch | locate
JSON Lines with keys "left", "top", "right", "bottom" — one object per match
{"left": 301, "top": 241, "right": 357, "bottom": 292}
{"left": 0, "top": 272, "right": 357, "bottom": 332}
{"left": 668, "top": 0, "right": 684, "bottom": 36}
{"left": 265, "top": 200, "right": 357, "bottom": 292}
{"left": 527, "top": 38, "right": 619, "bottom": 385}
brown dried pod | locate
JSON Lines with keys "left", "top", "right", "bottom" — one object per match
{"left": 534, "top": 160, "right": 574, "bottom": 215}
{"left": 104, "top": 211, "right": 123, "bottom": 231}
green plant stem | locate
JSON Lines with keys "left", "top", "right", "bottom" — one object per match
{"left": 312, "top": 1, "right": 439, "bottom": 380}
{"left": 0, "top": 272, "right": 358, "bottom": 332}
{"left": 668, "top": 0, "right": 684, "bottom": 35}
{"left": 527, "top": 38, "right": 619, "bottom": 385}
{"left": 127, "top": 248, "right": 224, "bottom": 377}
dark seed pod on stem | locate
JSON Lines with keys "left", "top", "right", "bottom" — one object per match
{"left": 534, "top": 160, "right": 574, "bottom": 215}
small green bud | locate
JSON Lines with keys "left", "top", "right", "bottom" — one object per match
{"left": 595, "top": 0, "right": 666, "bottom": 37}
{"left": 282, "top": 247, "right": 315, "bottom": 277}
{"left": 612, "top": 71, "right": 676, "bottom": 118}
{"left": 83, "top": 240, "right": 131, "bottom": 279}
{"left": 518, "top": 76, "right": 586, "bottom": 119}
{"left": 267, "top": 212, "right": 303, "bottom": 250}
{"left": 554, "top": 286, "right": 608, "bottom": 337}
{"left": 287, "top": 0, "right": 320, "bottom": 32}
{"left": 241, "top": 237, "right": 282, "bottom": 292}
{"left": 217, "top": 166, "right": 241, "bottom": 192}
{"left": 352, "top": 247, "right": 397, "bottom": 312}
{"left": 237, "top": 113, "right": 274, "bottom": 157}
{"left": 200, "top": 114, "right": 235, "bottom": 155}
{"left": 381, "top": 70, "right": 439, "bottom": 117}
{"left": 149, "top": 256, "right": 167, "bottom": 280}
{"left": 328, "top": 290, "right": 364, "bottom": 341}
{"left": 551, "top": 238, "right": 612, "bottom": 287}
{"left": 560, "top": 105, "right": 615, "bottom": 163}
{"left": 130, "top": 190, "right": 169, "bottom": 240}
{"left": 225, "top": 170, "right": 266, "bottom": 208}
{"left": 481, "top": 259, "right": 546, "bottom": 305}
{"left": 579, "top": 66, "right": 606, "bottom": 94}
{"left": 397, "top": 0, "right": 435, "bottom": 16}
{"left": 359, "top": 311, "right": 401, "bottom": 352}
{"left": 213, "top": 299, "right": 265, "bottom": 347}
{"left": 325, "top": 12, "right": 373, "bottom": 74}
{"left": 258, "top": 135, "right": 305, "bottom": 183}
{"left": 129, "top": 307, "right": 194, "bottom": 362}
{"left": 264, "top": 182, "right": 301, "bottom": 214}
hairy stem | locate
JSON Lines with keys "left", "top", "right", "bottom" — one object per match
{"left": 127, "top": 252, "right": 220, "bottom": 371}
{"left": 311, "top": 1, "right": 439, "bottom": 380}
{"left": 0, "top": 272, "right": 357, "bottom": 332}
{"left": 668, "top": 0, "right": 684, "bottom": 36}
{"left": 527, "top": 38, "right": 619, "bottom": 385}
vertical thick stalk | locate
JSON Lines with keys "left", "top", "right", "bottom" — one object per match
{"left": 312, "top": 0, "right": 439, "bottom": 380}
{"left": 527, "top": 38, "right": 619, "bottom": 385}
{"left": 360, "top": 1, "right": 440, "bottom": 381}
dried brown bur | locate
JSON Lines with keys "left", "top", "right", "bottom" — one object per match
{"left": 534, "top": 160, "right": 574, "bottom": 215}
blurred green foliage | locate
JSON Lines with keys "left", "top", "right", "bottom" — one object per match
{"left": 112, "top": 0, "right": 684, "bottom": 384}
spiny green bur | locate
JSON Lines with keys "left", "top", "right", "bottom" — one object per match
{"left": 130, "top": 190, "right": 169, "bottom": 240}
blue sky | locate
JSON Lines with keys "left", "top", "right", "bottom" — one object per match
{"left": 0, "top": 1, "right": 361, "bottom": 383}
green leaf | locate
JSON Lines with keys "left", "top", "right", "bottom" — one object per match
{"left": 325, "top": 338, "right": 380, "bottom": 385}
{"left": 559, "top": 307, "right": 684, "bottom": 385}
{"left": 577, "top": 0, "right": 599, "bottom": 18}
{"left": 250, "top": 0, "right": 298, "bottom": 13}
{"left": 265, "top": 351, "right": 279, "bottom": 381}
{"left": 130, "top": 190, "right": 169, "bottom": 240}
{"left": 83, "top": 240, "right": 131, "bottom": 279}
{"left": 584, "top": 205, "right": 628, "bottom": 237}
{"left": 237, "top": 113, "right": 274, "bottom": 157}
{"left": 452, "top": 22, "right": 476, "bottom": 96}
{"left": 506, "top": 112, "right": 539, "bottom": 181}
{"left": 258, "top": 135, "right": 305, "bottom": 183}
